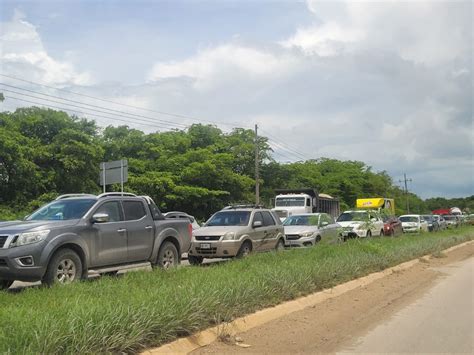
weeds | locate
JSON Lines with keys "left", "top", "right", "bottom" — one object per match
{"left": 0, "top": 227, "right": 472, "bottom": 353}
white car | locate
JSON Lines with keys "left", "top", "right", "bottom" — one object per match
{"left": 399, "top": 215, "right": 429, "bottom": 233}
{"left": 163, "top": 211, "right": 200, "bottom": 230}
{"left": 283, "top": 213, "right": 340, "bottom": 247}
{"left": 336, "top": 210, "right": 384, "bottom": 239}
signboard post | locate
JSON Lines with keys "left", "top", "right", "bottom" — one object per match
{"left": 99, "top": 159, "right": 128, "bottom": 194}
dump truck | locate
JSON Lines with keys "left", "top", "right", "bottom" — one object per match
{"left": 272, "top": 188, "right": 340, "bottom": 221}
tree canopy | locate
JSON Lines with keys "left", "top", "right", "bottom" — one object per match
{"left": 0, "top": 107, "right": 466, "bottom": 220}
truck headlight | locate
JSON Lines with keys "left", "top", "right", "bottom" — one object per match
{"left": 10, "top": 230, "right": 50, "bottom": 248}
{"left": 222, "top": 232, "right": 236, "bottom": 240}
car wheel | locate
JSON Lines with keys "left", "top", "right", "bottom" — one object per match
{"left": 0, "top": 280, "right": 13, "bottom": 290}
{"left": 380, "top": 229, "right": 384, "bottom": 237}
{"left": 43, "top": 248, "right": 83, "bottom": 286}
{"left": 188, "top": 255, "right": 204, "bottom": 265}
{"left": 366, "top": 230, "right": 372, "bottom": 238}
{"left": 236, "top": 241, "right": 252, "bottom": 258}
{"left": 275, "top": 238, "right": 285, "bottom": 251}
{"left": 157, "top": 241, "right": 179, "bottom": 269}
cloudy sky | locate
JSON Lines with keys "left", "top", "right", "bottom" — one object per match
{"left": 0, "top": 0, "right": 472, "bottom": 199}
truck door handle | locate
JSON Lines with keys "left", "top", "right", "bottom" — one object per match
{"left": 117, "top": 228, "right": 127, "bottom": 233}
{"left": 145, "top": 226, "right": 153, "bottom": 230}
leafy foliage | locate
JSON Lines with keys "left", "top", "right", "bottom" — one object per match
{"left": 0, "top": 107, "right": 455, "bottom": 220}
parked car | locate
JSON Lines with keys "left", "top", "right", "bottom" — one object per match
{"left": 423, "top": 215, "right": 440, "bottom": 232}
{"left": 188, "top": 206, "right": 285, "bottom": 265}
{"left": 443, "top": 215, "right": 460, "bottom": 228}
{"left": 0, "top": 193, "right": 192, "bottom": 290}
{"left": 433, "top": 215, "right": 447, "bottom": 230}
{"left": 399, "top": 215, "right": 429, "bottom": 233}
{"left": 382, "top": 215, "right": 403, "bottom": 236}
{"left": 163, "top": 211, "right": 200, "bottom": 230}
{"left": 337, "top": 210, "right": 385, "bottom": 239}
{"left": 283, "top": 213, "right": 340, "bottom": 247}
{"left": 466, "top": 214, "right": 474, "bottom": 226}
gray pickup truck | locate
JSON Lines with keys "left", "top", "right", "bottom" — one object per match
{"left": 0, "top": 193, "right": 192, "bottom": 289}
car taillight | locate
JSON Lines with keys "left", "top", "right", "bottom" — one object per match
{"left": 188, "top": 223, "right": 193, "bottom": 238}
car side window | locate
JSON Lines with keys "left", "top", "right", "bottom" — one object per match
{"left": 123, "top": 201, "right": 147, "bottom": 221}
{"left": 95, "top": 201, "right": 122, "bottom": 222}
{"left": 253, "top": 212, "right": 264, "bottom": 224}
{"left": 262, "top": 211, "right": 276, "bottom": 226}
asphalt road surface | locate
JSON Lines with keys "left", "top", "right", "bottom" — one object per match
{"left": 194, "top": 243, "right": 473, "bottom": 354}
{"left": 338, "top": 256, "right": 473, "bottom": 354}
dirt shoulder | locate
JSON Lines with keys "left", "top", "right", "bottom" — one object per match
{"left": 192, "top": 242, "right": 473, "bottom": 354}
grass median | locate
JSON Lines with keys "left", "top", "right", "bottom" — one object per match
{"left": 1, "top": 227, "right": 473, "bottom": 353}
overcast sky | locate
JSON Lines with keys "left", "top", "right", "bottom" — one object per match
{"left": 0, "top": 0, "right": 472, "bottom": 199}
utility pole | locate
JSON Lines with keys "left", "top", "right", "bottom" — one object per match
{"left": 255, "top": 124, "right": 260, "bottom": 205}
{"left": 399, "top": 173, "right": 412, "bottom": 213}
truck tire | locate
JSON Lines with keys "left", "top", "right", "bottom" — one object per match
{"left": 0, "top": 280, "right": 13, "bottom": 290}
{"left": 157, "top": 241, "right": 179, "bottom": 269}
{"left": 236, "top": 241, "right": 252, "bottom": 259}
{"left": 366, "top": 230, "right": 372, "bottom": 238}
{"left": 43, "top": 248, "right": 83, "bottom": 286}
{"left": 188, "top": 255, "right": 204, "bottom": 265}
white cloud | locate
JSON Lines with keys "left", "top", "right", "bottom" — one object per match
{"left": 0, "top": 10, "right": 92, "bottom": 85}
{"left": 148, "top": 44, "right": 298, "bottom": 90}
{"left": 289, "top": 0, "right": 472, "bottom": 65}
{"left": 1, "top": 4, "right": 472, "bottom": 198}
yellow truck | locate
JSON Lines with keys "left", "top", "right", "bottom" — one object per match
{"left": 356, "top": 198, "right": 395, "bottom": 215}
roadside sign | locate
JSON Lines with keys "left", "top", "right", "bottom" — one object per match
{"left": 99, "top": 159, "right": 128, "bottom": 193}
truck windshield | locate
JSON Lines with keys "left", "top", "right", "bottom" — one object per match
{"left": 283, "top": 215, "right": 319, "bottom": 226}
{"left": 337, "top": 212, "right": 368, "bottom": 222}
{"left": 275, "top": 197, "right": 305, "bottom": 207}
{"left": 206, "top": 211, "right": 251, "bottom": 226}
{"left": 27, "top": 199, "right": 97, "bottom": 221}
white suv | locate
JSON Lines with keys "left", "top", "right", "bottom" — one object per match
{"left": 337, "top": 210, "right": 385, "bottom": 239}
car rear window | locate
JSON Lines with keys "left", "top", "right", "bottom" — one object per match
{"left": 262, "top": 211, "right": 276, "bottom": 226}
{"left": 123, "top": 201, "right": 147, "bottom": 221}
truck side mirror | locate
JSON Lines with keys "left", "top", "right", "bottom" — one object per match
{"left": 92, "top": 213, "right": 110, "bottom": 223}
{"left": 253, "top": 220, "right": 263, "bottom": 228}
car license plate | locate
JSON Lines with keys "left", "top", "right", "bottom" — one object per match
{"left": 200, "top": 243, "right": 211, "bottom": 249}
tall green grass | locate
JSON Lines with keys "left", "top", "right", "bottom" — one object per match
{"left": 0, "top": 227, "right": 472, "bottom": 353}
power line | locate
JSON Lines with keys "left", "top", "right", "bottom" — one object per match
{"left": 4, "top": 95, "right": 182, "bottom": 131}
{"left": 0, "top": 73, "right": 248, "bottom": 129}
{"left": 267, "top": 139, "right": 308, "bottom": 161}
{"left": 1, "top": 88, "right": 189, "bottom": 130}
{"left": 0, "top": 85, "right": 189, "bottom": 129}
{"left": 260, "top": 128, "right": 311, "bottom": 161}
{"left": 268, "top": 141, "right": 303, "bottom": 162}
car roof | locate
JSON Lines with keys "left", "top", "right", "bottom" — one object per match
{"left": 287, "top": 213, "right": 323, "bottom": 216}
{"left": 219, "top": 208, "right": 267, "bottom": 212}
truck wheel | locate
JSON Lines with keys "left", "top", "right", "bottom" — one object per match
{"left": 315, "top": 235, "right": 322, "bottom": 243}
{"left": 0, "top": 280, "right": 13, "bottom": 290}
{"left": 380, "top": 229, "right": 385, "bottom": 237}
{"left": 157, "top": 241, "right": 179, "bottom": 269}
{"left": 188, "top": 255, "right": 204, "bottom": 265}
{"left": 366, "top": 230, "right": 372, "bottom": 238}
{"left": 43, "top": 248, "right": 83, "bottom": 286}
{"left": 275, "top": 238, "right": 285, "bottom": 251}
{"left": 236, "top": 241, "right": 252, "bottom": 258}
